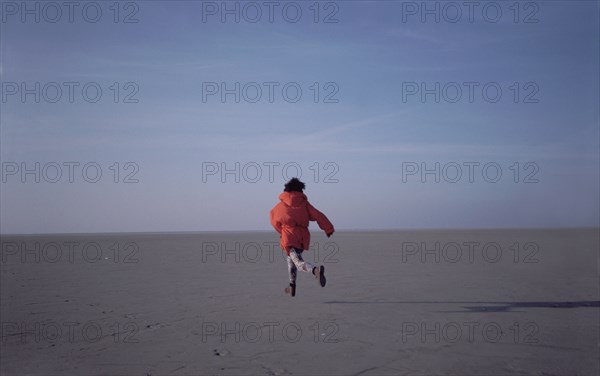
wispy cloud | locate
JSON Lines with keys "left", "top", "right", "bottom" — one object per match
{"left": 294, "top": 113, "right": 396, "bottom": 142}
{"left": 387, "top": 28, "right": 444, "bottom": 45}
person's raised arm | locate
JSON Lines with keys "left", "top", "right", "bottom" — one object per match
{"left": 307, "top": 202, "right": 334, "bottom": 237}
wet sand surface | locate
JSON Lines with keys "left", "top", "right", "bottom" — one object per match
{"left": 1, "top": 228, "right": 598, "bottom": 375}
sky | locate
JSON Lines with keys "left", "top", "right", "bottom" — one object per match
{"left": 0, "top": 0, "right": 598, "bottom": 234}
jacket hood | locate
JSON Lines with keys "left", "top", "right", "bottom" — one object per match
{"left": 279, "top": 191, "right": 307, "bottom": 208}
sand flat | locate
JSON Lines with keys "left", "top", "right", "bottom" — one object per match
{"left": 1, "top": 229, "right": 598, "bottom": 375}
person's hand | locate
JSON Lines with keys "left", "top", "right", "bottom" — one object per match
{"left": 326, "top": 231, "right": 334, "bottom": 238}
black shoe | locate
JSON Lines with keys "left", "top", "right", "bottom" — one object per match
{"left": 285, "top": 283, "right": 296, "bottom": 297}
{"left": 315, "top": 266, "right": 326, "bottom": 287}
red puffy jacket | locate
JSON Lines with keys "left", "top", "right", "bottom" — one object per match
{"left": 270, "top": 191, "right": 334, "bottom": 255}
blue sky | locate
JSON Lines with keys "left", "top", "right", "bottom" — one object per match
{"left": 1, "top": 0, "right": 598, "bottom": 233}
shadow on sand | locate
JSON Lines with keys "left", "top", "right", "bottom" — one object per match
{"left": 323, "top": 300, "right": 600, "bottom": 312}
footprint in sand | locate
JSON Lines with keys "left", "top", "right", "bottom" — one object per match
{"left": 213, "top": 349, "right": 230, "bottom": 356}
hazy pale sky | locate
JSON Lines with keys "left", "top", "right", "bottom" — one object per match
{"left": 1, "top": 0, "right": 598, "bottom": 233}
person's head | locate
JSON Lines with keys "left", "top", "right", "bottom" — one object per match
{"left": 284, "top": 178, "right": 305, "bottom": 193}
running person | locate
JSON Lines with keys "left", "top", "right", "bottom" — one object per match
{"left": 270, "top": 178, "right": 335, "bottom": 297}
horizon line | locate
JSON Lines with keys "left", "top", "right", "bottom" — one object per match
{"left": 1, "top": 226, "right": 598, "bottom": 237}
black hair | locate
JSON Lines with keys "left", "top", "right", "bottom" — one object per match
{"left": 284, "top": 178, "right": 305, "bottom": 192}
